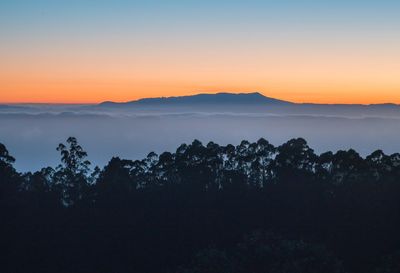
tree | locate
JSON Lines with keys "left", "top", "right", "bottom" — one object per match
{"left": 95, "top": 157, "right": 136, "bottom": 202}
{"left": 274, "top": 138, "right": 317, "bottom": 183}
{"left": 54, "top": 137, "right": 91, "bottom": 206}
{"left": 0, "top": 143, "right": 15, "bottom": 164}
{"left": 24, "top": 167, "right": 54, "bottom": 193}
{"left": 250, "top": 138, "right": 276, "bottom": 188}
{"left": 0, "top": 143, "right": 19, "bottom": 199}
{"left": 154, "top": 152, "right": 180, "bottom": 187}
{"left": 366, "top": 150, "right": 392, "bottom": 181}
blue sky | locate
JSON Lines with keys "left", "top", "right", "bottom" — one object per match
{"left": 1, "top": 0, "right": 399, "bottom": 103}
{"left": 2, "top": 0, "right": 399, "bottom": 41}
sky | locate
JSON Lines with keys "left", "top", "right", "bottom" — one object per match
{"left": 0, "top": 0, "right": 399, "bottom": 104}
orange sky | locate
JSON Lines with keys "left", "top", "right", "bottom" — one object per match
{"left": 1, "top": 48, "right": 399, "bottom": 104}
{"left": 2, "top": 33, "right": 399, "bottom": 104}
{"left": 1, "top": 1, "right": 399, "bottom": 104}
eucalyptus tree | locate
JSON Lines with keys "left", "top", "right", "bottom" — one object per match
{"left": 54, "top": 137, "right": 91, "bottom": 206}
{"left": 0, "top": 143, "right": 19, "bottom": 199}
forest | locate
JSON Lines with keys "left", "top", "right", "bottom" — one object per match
{"left": 1, "top": 137, "right": 400, "bottom": 273}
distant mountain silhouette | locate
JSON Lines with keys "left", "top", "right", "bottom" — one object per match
{"left": 94, "top": 92, "right": 400, "bottom": 117}
{"left": 99, "top": 92, "right": 293, "bottom": 107}
{"left": 0, "top": 105, "right": 31, "bottom": 111}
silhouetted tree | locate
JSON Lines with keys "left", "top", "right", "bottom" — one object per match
{"left": 53, "top": 137, "right": 91, "bottom": 206}
{"left": 95, "top": 157, "right": 136, "bottom": 203}
{"left": 274, "top": 138, "right": 317, "bottom": 182}
{"left": 0, "top": 143, "right": 19, "bottom": 199}
{"left": 1, "top": 137, "right": 400, "bottom": 273}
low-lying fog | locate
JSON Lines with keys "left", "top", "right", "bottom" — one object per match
{"left": 1, "top": 104, "right": 400, "bottom": 172}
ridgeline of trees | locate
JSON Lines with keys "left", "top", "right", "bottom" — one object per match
{"left": 1, "top": 137, "right": 400, "bottom": 273}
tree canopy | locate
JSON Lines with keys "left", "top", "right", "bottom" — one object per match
{"left": 1, "top": 137, "right": 400, "bottom": 273}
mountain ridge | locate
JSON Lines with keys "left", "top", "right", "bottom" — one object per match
{"left": 99, "top": 92, "right": 293, "bottom": 107}
{"left": 98, "top": 92, "right": 400, "bottom": 107}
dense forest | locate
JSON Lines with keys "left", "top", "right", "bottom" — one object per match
{"left": 1, "top": 137, "right": 400, "bottom": 273}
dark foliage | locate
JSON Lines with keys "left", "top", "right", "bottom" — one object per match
{"left": 178, "top": 231, "right": 345, "bottom": 273}
{"left": 1, "top": 137, "right": 400, "bottom": 273}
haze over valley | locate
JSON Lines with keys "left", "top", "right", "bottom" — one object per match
{"left": 1, "top": 92, "right": 399, "bottom": 171}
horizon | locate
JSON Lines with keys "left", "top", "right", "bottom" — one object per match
{"left": 1, "top": 91, "right": 400, "bottom": 106}
{"left": 1, "top": 1, "right": 400, "bottom": 104}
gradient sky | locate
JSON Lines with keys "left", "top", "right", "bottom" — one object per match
{"left": 1, "top": 0, "right": 399, "bottom": 104}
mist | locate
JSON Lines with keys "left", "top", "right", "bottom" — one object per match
{"left": 1, "top": 104, "right": 400, "bottom": 172}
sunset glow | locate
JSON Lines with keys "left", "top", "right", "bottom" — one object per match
{"left": 1, "top": 0, "right": 399, "bottom": 104}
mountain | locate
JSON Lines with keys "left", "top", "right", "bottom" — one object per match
{"left": 95, "top": 92, "right": 400, "bottom": 117}
{"left": 99, "top": 92, "right": 293, "bottom": 107}
{"left": 0, "top": 104, "right": 33, "bottom": 112}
